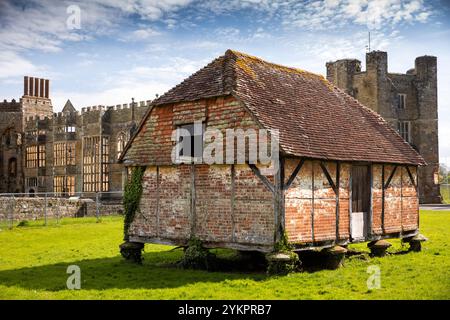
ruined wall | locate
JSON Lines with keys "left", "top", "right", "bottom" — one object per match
{"left": 0, "top": 100, "right": 24, "bottom": 193}
{"left": 0, "top": 197, "right": 123, "bottom": 222}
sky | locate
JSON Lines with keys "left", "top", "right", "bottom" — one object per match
{"left": 0, "top": 0, "right": 449, "bottom": 165}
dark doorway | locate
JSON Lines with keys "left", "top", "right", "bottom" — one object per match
{"left": 351, "top": 165, "right": 371, "bottom": 240}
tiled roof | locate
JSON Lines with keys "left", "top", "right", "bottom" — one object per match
{"left": 122, "top": 50, "right": 425, "bottom": 166}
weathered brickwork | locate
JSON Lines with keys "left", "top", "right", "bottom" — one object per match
{"left": 128, "top": 96, "right": 276, "bottom": 249}
{"left": 371, "top": 164, "right": 419, "bottom": 235}
{"left": 327, "top": 51, "right": 440, "bottom": 203}
{"left": 285, "top": 159, "right": 418, "bottom": 245}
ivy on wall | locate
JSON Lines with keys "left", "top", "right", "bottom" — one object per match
{"left": 123, "top": 166, "right": 146, "bottom": 241}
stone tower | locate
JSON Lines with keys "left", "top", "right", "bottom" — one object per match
{"left": 326, "top": 51, "right": 440, "bottom": 203}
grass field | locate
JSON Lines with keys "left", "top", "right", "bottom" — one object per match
{"left": 0, "top": 211, "right": 449, "bottom": 300}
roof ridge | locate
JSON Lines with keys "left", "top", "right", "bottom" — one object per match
{"left": 226, "top": 49, "right": 327, "bottom": 80}
{"left": 152, "top": 54, "right": 229, "bottom": 105}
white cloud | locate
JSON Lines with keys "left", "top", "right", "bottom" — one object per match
{"left": 121, "top": 28, "right": 162, "bottom": 41}
{"left": 278, "top": 0, "right": 433, "bottom": 30}
{"left": 0, "top": 0, "right": 192, "bottom": 54}
{"left": 51, "top": 55, "right": 208, "bottom": 110}
{"left": 0, "top": 52, "right": 42, "bottom": 79}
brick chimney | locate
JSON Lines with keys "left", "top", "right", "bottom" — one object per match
{"left": 23, "top": 76, "right": 50, "bottom": 98}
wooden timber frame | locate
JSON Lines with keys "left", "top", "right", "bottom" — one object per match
{"left": 128, "top": 159, "right": 420, "bottom": 252}
{"left": 247, "top": 156, "right": 421, "bottom": 251}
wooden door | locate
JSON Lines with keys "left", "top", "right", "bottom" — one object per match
{"left": 351, "top": 165, "right": 371, "bottom": 240}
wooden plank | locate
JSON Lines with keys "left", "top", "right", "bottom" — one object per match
{"left": 273, "top": 157, "right": 285, "bottom": 242}
{"left": 381, "top": 164, "right": 385, "bottom": 233}
{"left": 335, "top": 161, "right": 340, "bottom": 242}
{"left": 349, "top": 171, "right": 353, "bottom": 240}
{"left": 319, "top": 162, "right": 337, "bottom": 194}
{"left": 190, "top": 164, "right": 196, "bottom": 236}
{"left": 368, "top": 164, "right": 373, "bottom": 237}
{"left": 248, "top": 163, "right": 275, "bottom": 194}
{"left": 384, "top": 165, "right": 398, "bottom": 189}
{"left": 311, "top": 162, "right": 315, "bottom": 242}
{"left": 230, "top": 164, "right": 236, "bottom": 242}
{"left": 283, "top": 158, "right": 305, "bottom": 190}
{"left": 156, "top": 166, "right": 160, "bottom": 237}
{"left": 406, "top": 166, "right": 417, "bottom": 191}
{"left": 280, "top": 158, "right": 285, "bottom": 237}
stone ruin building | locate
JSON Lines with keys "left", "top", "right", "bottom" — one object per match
{"left": 0, "top": 76, "right": 150, "bottom": 197}
{"left": 327, "top": 51, "right": 440, "bottom": 204}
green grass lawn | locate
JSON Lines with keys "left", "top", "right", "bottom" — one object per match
{"left": 0, "top": 212, "right": 449, "bottom": 300}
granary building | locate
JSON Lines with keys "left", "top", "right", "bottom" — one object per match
{"left": 120, "top": 50, "right": 425, "bottom": 254}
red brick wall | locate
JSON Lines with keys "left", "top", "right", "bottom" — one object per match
{"left": 234, "top": 164, "right": 274, "bottom": 245}
{"left": 130, "top": 163, "right": 274, "bottom": 246}
{"left": 124, "top": 96, "right": 262, "bottom": 165}
{"left": 284, "top": 160, "right": 351, "bottom": 243}
{"left": 372, "top": 164, "right": 418, "bottom": 234}
{"left": 285, "top": 161, "right": 418, "bottom": 244}
{"left": 128, "top": 96, "right": 275, "bottom": 247}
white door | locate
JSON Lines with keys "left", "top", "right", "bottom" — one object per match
{"left": 351, "top": 212, "right": 366, "bottom": 240}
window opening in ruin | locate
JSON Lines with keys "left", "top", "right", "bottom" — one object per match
{"left": 26, "top": 145, "right": 45, "bottom": 168}
{"left": 397, "top": 93, "right": 406, "bottom": 109}
{"left": 397, "top": 121, "right": 411, "bottom": 143}
{"left": 83, "top": 136, "right": 109, "bottom": 192}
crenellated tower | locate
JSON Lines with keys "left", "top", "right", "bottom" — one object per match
{"left": 326, "top": 51, "right": 440, "bottom": 203}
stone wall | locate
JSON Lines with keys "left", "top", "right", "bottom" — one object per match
{"left": 0, "top": 197, "right": 124, "bottom": 222}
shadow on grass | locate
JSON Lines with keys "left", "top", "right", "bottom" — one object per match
{"left": 0, "top": 250, "right": 268, "bottom": 292}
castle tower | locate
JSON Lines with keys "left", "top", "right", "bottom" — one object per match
{"left": 413, "top": 56, "right": 440, "bottom": 203}
{"left": 326, "top": 59, "right": 361, "bottom": 96}
{"left": 20, "top": 76, "right": 53, "bottom": 124}
{"left": 326, "top": 51, "right": 441, "bottom": 203}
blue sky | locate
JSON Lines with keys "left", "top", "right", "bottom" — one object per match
{"left": 0, "top": 0, "right": 449, "bottom": 165}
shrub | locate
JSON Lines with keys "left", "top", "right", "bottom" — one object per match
{"left": 17, "top": 220, "right": 29, "bottom": 227}
{"left": 179, "top": 237, "right": 216, "bottom": 270}
{"left": 123, "top": 166, "right": 145, "bottom": 241}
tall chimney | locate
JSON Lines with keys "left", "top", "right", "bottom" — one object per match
{"left": 29, "top": 77, "right": 34, "bottom": 96}
{"left": 45, "top": 79, "right": 49, "bottom": 98}
{"left": 39, "top": 78, "right": 44, "bottom": 97}
{"left": 34, "top": 77, "right": 39, "bottom": 97}
{"left": 24, "top": 76, "right": 29, "bottom": 96}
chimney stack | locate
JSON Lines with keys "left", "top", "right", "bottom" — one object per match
{"left": 39, "top": 78, "right": 44, "bottom": 97}
{"left": 29, "top": 77, "right": 34, "bottom": 96}
{"left": 45, "top": 79, "right": 49, "bottom": 98}
{"left": 34, "top": 77, "right": 39, "bottom": 97}
{"left": 23, "top": 76, "right": 50, "bottom": 98}
{"left": 24, "top": 76, "right": 29, "bottom": 96}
